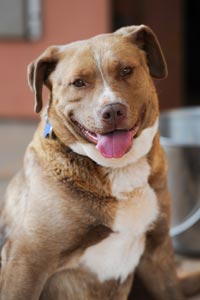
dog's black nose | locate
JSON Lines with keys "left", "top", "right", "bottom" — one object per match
{"left": 100, "top": 103, "right": 127, "bottom": 127}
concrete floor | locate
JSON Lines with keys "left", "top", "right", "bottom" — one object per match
{"left": 0, "top": 120, "right": 200, "bottom": 299}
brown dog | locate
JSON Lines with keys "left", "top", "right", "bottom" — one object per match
{"left": 0, "top": 25, "right": 197, "bottom": 300}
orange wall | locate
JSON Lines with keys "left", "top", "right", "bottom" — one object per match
{"left": 0, "top": 0, "right": 110, "bottom": 118}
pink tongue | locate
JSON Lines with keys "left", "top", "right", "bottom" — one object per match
{"left": 96, "top": 131, "right": 132, "bottom": 158}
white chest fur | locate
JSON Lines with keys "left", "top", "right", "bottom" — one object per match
{"left": 80, "top": 158, "right": 159, "bottom": 283}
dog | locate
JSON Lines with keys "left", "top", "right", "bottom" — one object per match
{"left": 0, "top": 25, "right": 199, "bottom": 300}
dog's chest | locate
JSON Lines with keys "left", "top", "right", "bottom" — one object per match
{"left": 80, "top": 158, "right": 158, "bottom": 283}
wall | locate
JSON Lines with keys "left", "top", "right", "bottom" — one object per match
{"left": 0, "top": 0, "right": 110, "bottom": 118}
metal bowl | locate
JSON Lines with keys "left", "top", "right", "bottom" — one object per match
{"left": 159, "top": 107, "right": 200, "bottom": 256}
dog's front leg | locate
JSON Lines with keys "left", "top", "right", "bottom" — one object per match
{"left": 132, "top": 234, "right": 185, "bottom": 300}
{"left": 0, "top": 238, "right": 55, "bottom": 300}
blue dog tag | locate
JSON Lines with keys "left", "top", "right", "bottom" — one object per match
{"left": 43, "top": 120, "right": 53, "bottom": 138}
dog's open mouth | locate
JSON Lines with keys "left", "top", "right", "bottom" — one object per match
{"left": 71, "top": 118, "right": 140, "bottom": 158}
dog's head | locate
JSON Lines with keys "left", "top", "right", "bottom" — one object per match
{"left": 28, "top": 25, "right": 167, "bottom": 168}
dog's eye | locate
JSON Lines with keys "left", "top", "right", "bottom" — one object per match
{"left": 120, "top": 67, "right": 133, "bottom": 78}
{"left": 72, "top": 79, "right": 86, "bottom": 88}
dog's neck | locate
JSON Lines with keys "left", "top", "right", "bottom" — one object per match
{"left": 35, "top": 116, "right": 160, "bottom": 199}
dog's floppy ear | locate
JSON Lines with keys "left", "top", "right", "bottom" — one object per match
{"left": 27, "top": 46, "right": 59, "bottom": 113}
{"left": 115, "top": 25, "right": 168, "bottom": 79}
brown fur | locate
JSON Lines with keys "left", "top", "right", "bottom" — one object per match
{"left": 0, "top": 25, "right": 199, "bottom": 300}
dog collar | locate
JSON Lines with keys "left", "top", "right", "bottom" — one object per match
{"left": 43, "top": 118, "right": 53, "bottom": 139}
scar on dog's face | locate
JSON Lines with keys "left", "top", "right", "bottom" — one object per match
{"left": 28, "top": 25, "right": 167, "bottom": 160}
